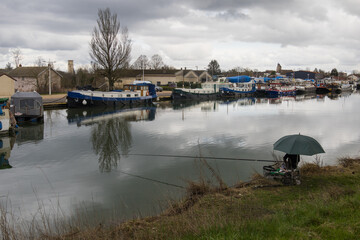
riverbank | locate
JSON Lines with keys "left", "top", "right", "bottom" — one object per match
{"left": 76, "top": 158, "right": 360, "bottom": 239}
{"left": 3, "top": 157, "right": 359, "bottom": 239}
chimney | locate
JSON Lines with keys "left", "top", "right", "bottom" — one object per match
{"left": 68, "top": 60, "right": 74, "bottom": 74}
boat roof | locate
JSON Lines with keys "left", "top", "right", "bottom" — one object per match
{"left": 11, "top": 91, "right": 42, "bottom": 99}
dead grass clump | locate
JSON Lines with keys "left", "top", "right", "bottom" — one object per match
{"left": 250, "top": 173, "right": 280, "bottom": 186}
{"left": 338, "top": 157, "right": 360, "bottom": 168}
{"left": 300, "top": 162, "right": 343, "bottom": 176}
{"left": 321, "top": 185, "right": 356, "bottom": 201}
{"left": 186, "top": 180, "right": 212, "bottom": 197}
{"left": 300, "top": 162, "right": 322, "bottom": 175}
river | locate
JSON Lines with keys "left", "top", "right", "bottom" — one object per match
{"left": 1, "top": 92, "right": 360, "bottom": 223}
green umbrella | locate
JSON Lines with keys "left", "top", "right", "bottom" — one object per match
{"left": 273, "top": 134, "right": 325, "bottom": 156}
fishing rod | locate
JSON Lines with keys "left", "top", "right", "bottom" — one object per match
{"left": 127, "top": 153, "right": 276, "bottom": 163}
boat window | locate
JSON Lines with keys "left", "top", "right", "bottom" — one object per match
{"left": 102, "top": 94, "right": 104, "bottom": 97}
{"left": 20, "top": 99, "right": 35, "bottom": 110}
{"left": 127, "top": 94, "right": 131, "bottom": 97}
{"left": 135, "top": 94, "right": 138, "bottom": 97}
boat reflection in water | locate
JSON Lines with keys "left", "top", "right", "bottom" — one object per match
{"left": 15, "top": 123, "right": 44, "bottom": 145}
{"left": 0, "top": 135, "right": 16, "bottom": 169}
{"left": 67, "top": 107, "right": 157, "bottom": 172}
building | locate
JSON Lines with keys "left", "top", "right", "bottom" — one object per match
{"left": 9, "top": 66, "right": 63, "bottom": 93}
{"left": 113, "top": 69, "right": 211, "bottom": 89}
{"left": 0, "top": 73, "right": 16, "bottom": 98}
{"left": 286, "top": 71, "right": 315, "bottom": 80}
{"left": 175, "top": 69, "right": 211, "bottom": 83}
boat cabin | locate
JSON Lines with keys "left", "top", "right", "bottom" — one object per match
{"left": 10, "top": 92, "right": 44, "bottom": 122}
{"left": 123, "top": 82, "right": 156, "bottom": 97}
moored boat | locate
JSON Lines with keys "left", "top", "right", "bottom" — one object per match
{"left": 0, "top": 99, "right": 12, "bottom": 135}
{"left": 171, "top": 82, "right": 230, "bottom": 100}
{"left": 10, "top": 92, "right": 44, "bottom": 122}
{"left": 265, "top": 83, "right": 296, "bottom": 97}
{"left": 295, "top": 81, "right": 316, "bottom": 94}
{"left": 220, "top": 76, "right": 256, "bottom": 98}
{"left": 67, "top": 81, "right": 157, "bottom": 108}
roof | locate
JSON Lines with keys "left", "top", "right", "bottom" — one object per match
{"left": 136, "top": 73, "right": 175, "bottom": 77}
{"left": 116, "top": 69, "right": 178, "bottom": 77}
{"left": 176, "top": 69, "right": 210, "bottom": 77}
{"left": 9, "top": 66, "right": 48, "bottom": 77}
{"left": 9, "top": 66, "right": 63, "bottom": 78}
{"left": 0, "top": 73, "right": 17, "bottom": 81}
{"left": 11, "top": 91, "right": 42, "bottom": 99}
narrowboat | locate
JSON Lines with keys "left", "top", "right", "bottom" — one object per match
{"left": 266, "top": 83, "right": 296, "bottom": 97}
{"left": 171, "top": 82, "right": 231, "bottom": 100}
{"left": 67, "top": 81, "right": 157, "bottom": 108}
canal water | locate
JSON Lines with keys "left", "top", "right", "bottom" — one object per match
{"left": 1, "top": 92, "right": 360, "bottom": 224}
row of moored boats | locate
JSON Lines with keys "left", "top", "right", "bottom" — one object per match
{"left": 171, "top": 76, "right": 358, "bottom": 100}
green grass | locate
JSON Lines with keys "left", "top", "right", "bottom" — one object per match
{"left": 2, "top": 159, "right": 360, "bottom": 239}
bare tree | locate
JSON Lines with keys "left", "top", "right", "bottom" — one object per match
{"left": 5, "top": 62, "right": 12, "bottom": 71}
{"left": 11, "top": 48, "right": 23, "bottom": 68}
{"left": 131, "top": 55, "right": 149, "bottom": 69}
{"left": 150, "top": 54, "right": 164, "bottom": 70}
{"left": 34, "top": 56, "right": 46, "bottom": 67}
{"left": 90, "top": 8, "right": 132, "bottom": 90}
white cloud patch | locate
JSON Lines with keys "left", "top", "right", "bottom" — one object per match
{"left": 1, "top": 0, "right": 359, "bottom": 72}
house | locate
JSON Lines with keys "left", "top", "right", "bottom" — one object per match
{"left": 112, "top": 69, "right": 211, "bottom": 89}
{"left": 9, "top": 66, "right": 63, "bottom": 93}
{"left": 175, "top": 69, "right": 212, "bottom": 83}
{"left": 0, "top": 73, "right": 16, "bottom": 98}
{"left": 347, "top": 74, "right": 359, "bottom": 82}
{"left": 113, "top": 69, "right": 177, "bottom": 88}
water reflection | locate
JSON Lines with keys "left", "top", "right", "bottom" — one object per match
{"left": 0, "top": 135, "right": 16, "bottom": 169}
{"left": 91, "top": 117, "right": 131, "bottom": 172}
{"left": 16, "top": 123, "right": 44, "bottom": 145}
{"left": 68, "top": 107, "right": 157, "bottom": 171}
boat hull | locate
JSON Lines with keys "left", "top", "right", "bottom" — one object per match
{"left": 220, "top": 88, "right": 256, "bottom": 98}
{"left": 171, "top": 89, "right": 220, "bottom": 100}
{"left": 0, "top": 109, "right": 11, "bottom": 136}
{"left": 67, "top": 91, "right": 156, "bottom": 108}
{"left": 266, "top": 90, "right": 296, "bottom": 97}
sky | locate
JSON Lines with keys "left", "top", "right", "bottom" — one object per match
{"left": 1, "top": 0, "right": 360, "bottom": 73}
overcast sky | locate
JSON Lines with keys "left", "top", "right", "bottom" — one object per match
{"left": 1, "top": 0, "right": 360, "bottom": 73}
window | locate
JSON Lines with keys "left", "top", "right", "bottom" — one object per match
{"left": 20, "top": 99, "right": 35, "bottom": 110}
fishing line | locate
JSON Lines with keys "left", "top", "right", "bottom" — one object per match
{"left": 127, "top": 153, "right": 275, "bottom": 163}
{"left": 118, "top": 170, "right": 185, "bottom": 189}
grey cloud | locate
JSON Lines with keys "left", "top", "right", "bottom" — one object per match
{"left": 216, "top": 9, "right": 248, "bottom": 20}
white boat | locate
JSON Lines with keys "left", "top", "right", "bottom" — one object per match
{"left": 220, "top": 78, "right": 256, "bottom": 97}
{"left": 171, "top": 82, "right": 231, "bottom": 100}
{"left": 0, "top": 100, "right": 11, "bottom": 135}
{"left": 340, "top": 83, "right": 354, "bottom": 92}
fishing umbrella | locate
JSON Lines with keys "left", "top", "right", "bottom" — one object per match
{"left": 273, "top": 134, "right": 325, "bottom": 156}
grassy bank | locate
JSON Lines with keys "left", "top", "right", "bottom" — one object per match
{"left": 2, "top": 158, "right": 360, "bottom": 239}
